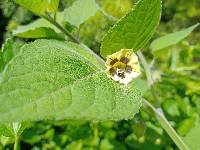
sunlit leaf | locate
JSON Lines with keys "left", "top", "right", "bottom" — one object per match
{"left": 0, "top": 39, "right": 22, "bottom": 72}
{"left": 0, "top": 40, "right": 142, "bottom": 123}
{"left": 15, "top": 0, "right": 60, "bottom": 16}
{"left": 151, "top": 23, "right": 199, "bottom": 52}
{"left": 0, "top": 122, "right": 30, "bottom": 137}
{"left": 14, "top": 27, "right": 64, "bottom": 39}
{"left": 64, "top": 0, "right": 99, "bottom": 27}
{"left": 13, "top": 13, "right": 64, "bottom": 39}
{"left": 184, "top": 122, "right": 200, "bottom": 150}
{"left": 100, "top": 0, "right": 161, "bottom": 57}
{"left": 134, "top": 78, "right": 149, "bottom": 96}
{"left": 0, "top": 125, "right": 14, "bottom": 137}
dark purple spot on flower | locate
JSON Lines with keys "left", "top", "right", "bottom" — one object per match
{"left": 125, "top": 65, "right": 132, "bottom": 73}
{"left": 110, "top": 58, "right": 118, "bottom": 65}
{"left": 109, "top": 67, "right": 116, "bottom": 76}
{"left": 117, "top": 72, "right": 125, "bottom": 79}
{"left": 120, "top": 57, "right": 129, "bottom": 64}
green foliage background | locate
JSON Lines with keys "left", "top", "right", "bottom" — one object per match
{"left": 0, "top": 0, "right": 200, "bottom": 149}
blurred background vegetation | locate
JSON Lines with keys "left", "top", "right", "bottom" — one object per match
{"left": 0, "top": 0, "right": 200, "bottom": 149}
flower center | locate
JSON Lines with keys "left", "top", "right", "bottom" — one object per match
{"left": 116, "top": 69, "right": 125, "bottom": 79}
{"left": 105, "top": 49, "right": 141, "bottom": 85}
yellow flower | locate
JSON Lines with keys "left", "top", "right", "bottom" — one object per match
{"left": 105, "top": 49, "right": 141, "bottom": 85}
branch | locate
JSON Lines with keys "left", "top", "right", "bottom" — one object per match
{"left": 143, "top": 99, "right": 189, "bottom": 150}
{"left": 137, "top": 51, "right": 161, "bottom": 107}
{"left": 14, "top": 135, "right": 19, "bottom": 150}
{"left": 137, "top": 51, "right": 154, "bottom": 85}
{"left": 138, "top": 50, "right": 188, "bottom": 149}
{"left": 43, "top": 13, "right": 80, "bottom": 44}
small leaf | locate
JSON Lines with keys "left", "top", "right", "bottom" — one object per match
{"left": 0, "top": 40, "right": 142, "bottom": 123}
{"left": 100, "top": 0, "right": 162, "bottom": 58}
{"left": 64, "top": 0, "right": 99, "bottom": 27}
{"left": 0, "top": 39, "right": 22, "bottom": 72}
{"left": 0, "top": 122, "right": 30, "bottom": 137}
{"left": 178, "top": 118, "right": 196, "bottom": 136}
{"left": 15, "top": 0, "right": 60, "bottom": 16}
{"left": 0, "top": 125, "right": 14, "bottom": 137}
{"left": 184, "top": 122, "right": 200, "bottom": 150}
{"left": 162, "top": 100, "right": 180, "bottom": 117}
{"left": 151, "top": 23, "right": 200, "bottom": 52}
{"left": 46, "top": 0, "right": 60, "bottom": 14}
{"left": 133, "top": 78, "right": 149, "bottom": 96}
{"left": 13, "top": 13, "right": 64, "bottom": 39}
{"left": 14, "top": 27, "right": 64, "bottom": 39}
{"left": 100, "top": 139, "right": 127, "bottom": 150}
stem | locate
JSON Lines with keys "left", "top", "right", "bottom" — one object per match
{"left": 43, "top": 13, "right": 80, "bottom": 44}
{"left": 95, "top": 0, "right": 118, "bottom": 22}
{"left": 138, "top": 51, "right": 189, "bottom": 149}
{"left": 137, "top": 51, "right": 153, "bottom": 85}
{"left": 43, "top": 13, "right": 105, "bottom": 68}
{"left": 143, "top": 99, "right": 189, "bottom": 150}
{"left": 99, "top": 8, "right": 118, "bottom": 21}
{"left": 14, "top": 135, "right": 19, "bottom": 150}
{"left": 137, "top": 51, "right": 161, "bottom": 107}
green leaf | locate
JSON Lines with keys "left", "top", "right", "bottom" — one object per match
{"left": 14, "top": 27, "right": 64, "bottom": 39}
{"left": 46, "top": 0, "right": 60, "bottom": 14}
{"left": 0, "top": 122, "right": 30, "bottom": 137}
{"left": 0, "top": 39, "right": 14, "bottom": 72}
{"left": 151, "top": 23, "right": 200, "bottom": 52}
{"left": 13, "top": 13, "right": 64, "bottom": 39}
{"left": 15, "top": 0, "right": 60, "bottom": 16}
{"left": 64, "top": 0, "right": 99, "bottom": 27}
{"left": 0, "top": 39, "right": 22, "bottom": 72}
{"left": 67, "top": 140, "right": 83, "bottom": 150}
{"left": 100, "top": 139, "right": 127, "bottom": 150}
{"left": 134, "top": 78, "right": 149, "bottom": 96}
{"left": 162, "top": 100, "right": 180, "bottom": 117}
{"left": 0, "top": 125, "right": 14, "bottom": 137}
{"left": 0, "top": 40, "right": 142, "bottom": 123}
{"left": 100, "top": 0, "right": 161, "bottom": 58}
{"left": 184, "top": 122, "right": 200, "bottom": 150}
{"left": 177, "top": 118, "right": 196, "bottom": 136}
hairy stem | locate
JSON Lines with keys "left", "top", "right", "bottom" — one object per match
{"left": 143, "top": 99, "right": 189, "bottom": 150}
{"left": 138, "top": 50, "right": 188, "bottom": 149}
{"left": 137, "top": 51, "right": 154, "bottom": 85}
{"left": 99, "top": 8, "right": 118, "bottom": 21}
{"left": 14, "top": 135, "right": 19, "bottom": 150}
{"left": 43, "top": 13, "right": 105, "bottom": 68}
{"left": 95, "top": 0, "right": 118, "bottom": 21}
{"left": 137, "top": 51, "right": 161, "bottom": 106}
{"left": 43, "top": 13, "right": 80, "bottom": 44}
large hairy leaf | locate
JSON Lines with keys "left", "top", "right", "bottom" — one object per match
{"left": 100, "top": 0, "right": 162, "bottom": 57}
{"left": 15, "top": 0, "right": 59, "bottom": 16}
{"left": 151, "top": 23, "right": 200, "bottom": 52}
{"left": 0, "top": 40, "right": 142, "bottom": 123}
{"left": 64, "top": 0, "right": 99, "bottom": 27}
